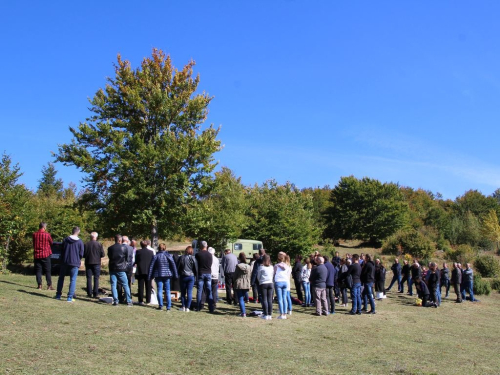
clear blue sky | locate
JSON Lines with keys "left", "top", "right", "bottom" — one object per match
{"left": 1, "top": 1, "right": 499, "bottom": 200}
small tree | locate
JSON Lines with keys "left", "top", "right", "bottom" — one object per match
{"left": 56, "top": 49, "right": 221, "bottom": 247}
{"left": 481, "top": 210, "right": 500, "bottom": 251}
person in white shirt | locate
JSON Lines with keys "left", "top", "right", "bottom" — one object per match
{"left": 257, "top": 254, "right": 274, "bottom": 320}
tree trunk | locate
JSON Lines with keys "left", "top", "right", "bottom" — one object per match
{"left": 151, "top": 219, "right": 159, "bottom": 250}
{"left": 2, "top": 235, "right": 10, "bottom": 273}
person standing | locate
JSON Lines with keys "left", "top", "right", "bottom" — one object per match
{"left": 348, "top": 254, "right": 362, "bottom": 315}
{"left": 385, "top": 258, "right": 401, "bottom": 292}
{"left": 33, "top": 222, "right": 54, "bottom": 290}
{"left": 451, "top": 262, "right": 462, "bottom": 303}
{"left": 221, "top": 249, "right": 238, "bottom": 305}
{"left": 440, "top": 262, "right": 450, "bottom": 298}
{"left": 118, "top": 236, "right": 135, "bottom": 303}
{"left": 55, "top": 227, "right": 84, "bottom": 302}
{"left": 408, "top": 260, "right": 422, "bottom": 297}
{"left": 361, "top": 254, "right": 376, "bottom": 314}
{"left": 148, "top": 243, "right": 178, "bottom": 311}
{"left": 274, "top": 252, "right": 291, "bottom": 320}
{"left": 134, "top": 240, "right": 154, "bottom": 305}
{"left": 310, "top": 256, "right": 329, "bottom": 316}
{"left": 462, "top": 263, "right": 476, "bottom": 302}
{"left": 400, "top": 260, "right": 411, "bottom": 294}
{"left": 234, "top": 252, "right": 251, "bottom": 317}
{"left": 257, "top": 254, "right": 274, "bottom": 320}
{"left": 177, "top": 246, "right": 198, "bottom": 312}
{"left": 83, "top": 232, "right": 105, "bottom": 298}
{"left": 375, "top": 259, "right": 387, "bottom": 300}
{"left": 107, "top": 234, "right": 133, "bottom": 306}
{"left": 427, "top": 263, "right": 440, "bottom": 306}
{"left": 301, "top": 258, "right": 312, "bottom": 307}
{"left": 195, "top": 241, "right": 214, "bottom": 313}
{"left": 250, "top": 248, "right": 266, "bottom": 305}
{"left": 324, "top": 255, "right": 336, "bottom": 315}
{"left": 292, "top": 255, "right": 303, "bottom": 302}
{"left": 208, "top": 247, "right": 220, "bottom": 308}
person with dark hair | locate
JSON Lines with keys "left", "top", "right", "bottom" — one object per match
{"left": 440, "top": 262, "right": 450, "bottom": 298}
{"left": 427, "top": 262, "right": 439, "bottom": 306}
{"left": 33, "top": 222, "right": 54, "bottom": 290}
{"left": 399, "top": 260, "right": 411, "bottom": 294}
{"left": 257, "top": 254, "right": 274, "bottom": 320}
{"left": 451, "top": 262, "right": 462, "bottom": 303}
{"left": 250, "top": 253, "right": 261, "bottom": 303}
{"left": 177, "top": 246, "right": 198, "bottom": 312}
{"left": 195, "top": 241, "right": 214, "bottom": 313}
{"left": 55, "top": 227, "right": 84, "bottom": 303}
{"left": 332, "top": 251, "right": 341, "bottom": 267}
{"left": 234, "top": 252, "right": 251, "bottom": 317}
{"left": 408, "top": 260, "right": 422, "bottom": 297}
{"left": 301, "top": 258, "right": 312, "bottom": 307}
{"left": 83, "top": 232, "right": 105, "bottom": 298}
{"left": 134, "top": 240, "right": 154, "bottom": 305}
{"left": 221, "top": 248, "right": 238, "bottom": 305}
{"left": 148, "top": 243, "right": 179, "bottom": 311}
{"left": 375, "top": 259, "right": 386, "bottom": 300}
{"left": 385, "top": 258, "right": 401, "bottom": 293}
{"left": 414, "top": 276, "right": 437, "bottom": 307}
{"left": 292, "top": 255, "right": 303, "bottom": 302}
{"left": 250, "top": 248, "right": 266, "bottom": 305}
{"left": 107, "top": 234, "right": 132, "bottom": 306}
{"left": 310, "top": 256, "right": 328, "bottom": 316}
{"left": 118, "top": 236, "right": 135, "bottom": 303}
{"left": 338, "top": 258, "right": 350, "bottom": 307}
{"left": 361, "top": 254, "right": 376, "bottom": 314}
{"left": 323, "top": 255, "right": 336, "bottom": 315}
{"left": 348, "top": 254, "right": 362, "bottom": 315}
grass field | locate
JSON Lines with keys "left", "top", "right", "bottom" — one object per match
{"left": 1, "top": 272, "right": 499, "bottom": 375}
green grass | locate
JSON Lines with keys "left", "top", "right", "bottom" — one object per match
{"left": 1, "top": 273, "right": 499, "bottom": 375}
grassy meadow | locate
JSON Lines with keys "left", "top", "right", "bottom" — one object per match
{"left": 0, "top": 269, "right": 499, "bottom": 375}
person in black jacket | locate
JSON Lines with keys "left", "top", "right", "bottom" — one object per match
{"left": 374, "top": 259, "right": 386, "bottom": 299}
{"left": 385, "top": 258, "right": 401, "bottom": 292}
{"left": 107, "top": 234, "right": 132, "bottom": 306}
{"left": 408, "top": 260, "right": 422, "bottom": 297}
{"left": 440, "top": 262, "right": 450, "bottom": 298}
{"left": 361, "top": 254, "right": 376, "bottom": 314}
{"left": 292, "top": 255, "right": 303, "bottom": 302}
{"left": 195, "top": 241, "right": 214, "bottom": 313}
{"left": 348, "top": 254, "right": 362, "bottom": 315}
{"left": 310, "top": 257, "right": 329, "bottom": 316}
{"left": 427, "top": 262, "right": 439, "bottom": 306}
{"left": 400, "top": 260, "right": 411, "bottom": 294}
{"left": 84, "top": 232, "right": 105, "bottom": 298}
{"left": 134, "top": 240, "right": 154, "bottom": 305}
{"left": 415, "top": 276, "right": 437, "bottom": 308}
{"left": 323, "top": 256, "right": 336, "bottom": 314}
{"left": 451, "top": 262, "right": 462, "bottom": 303}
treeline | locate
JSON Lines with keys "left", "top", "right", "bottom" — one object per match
{"left": 2, "top": 155, "right": 500, "bottom": 273}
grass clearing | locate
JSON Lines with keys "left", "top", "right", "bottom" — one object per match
{"left": 1, "top": 273, "right": 499, "bottom": 375}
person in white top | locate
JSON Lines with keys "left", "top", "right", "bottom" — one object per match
{"left": 208, "top": 247, "right": 220, "bottom": 307}
{"left": 257, "top": 254, "right": 274, "bottom": 320}
{"left": 274, "top": 252, "right": 291, "bottom": 319}
{"left": 301, "top": 258, "right": 312, "bottom": 307}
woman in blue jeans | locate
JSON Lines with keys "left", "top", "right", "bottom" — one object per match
{"left": 177, "top": 246, "right": 198, "bottom": 312}
{"left": 148, "top": 243, "right": 179, "bottom": 311}
{"left": 234, "top": 252, "right": 251, "bottom": 317}
{"left": 274, "top": 252, "right": 291, "bottom": 320}
{"left": 301, "top": 258, "right": 312, "bottom": 307}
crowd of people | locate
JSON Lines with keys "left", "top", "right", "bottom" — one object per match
{"left": 32, "top": 222, "right": 479, "bottom": 316}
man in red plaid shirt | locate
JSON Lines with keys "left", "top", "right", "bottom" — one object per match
{"left": 33, "top": 222, "right": 53, "bottom": 290}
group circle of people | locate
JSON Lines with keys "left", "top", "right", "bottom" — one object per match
{"left": 32, "top": 222, "right": 479, "bottom": 315}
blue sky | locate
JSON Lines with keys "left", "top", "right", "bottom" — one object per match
{"left": 1, "top": 1, "right": 500, "bottom": 200}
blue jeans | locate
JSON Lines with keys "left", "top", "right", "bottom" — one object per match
{"left": 362, "top": 282, "right": 376, "bottom": 311}
{"left": 302, "top": 281, "right": 311, "bottom": 305}
{"left": 436, "top": 283, "right": 441, "bottom": 305}
{"left": 156, "top": 277, "right": 171, "bottom": 309}
{"left": 286, "top": 290, "right": 292, "bottom": 312}
{"left": 237, "top": 289, "right": 247, "bottom": 314}
{"left": 197, "top": 274, "right": 214, "bottom": 312}
{"left": 275, "top": 281, "right": 288, "bottom": 314}
{"left": 56, "top": 264, "right": 79, "bottom": 300}
{"left": 110, "top": 271, "right": 131, "bottom": 304}
{"left": 350, "top": 283, "right": 362, "bottom": 313}
{"left": 386, "top": 274, "right": 401, "bottom": 291}
{"left": 180, "top": 275, "right": 195, "bottom": 309}
{"left": 408, "top": 277, "right": 414, "bottom": 295}
{"left": 465, "top": 280, "right": 474, "bottom": 301}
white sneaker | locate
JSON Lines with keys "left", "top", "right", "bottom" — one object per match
{"left": 185, "top": 308, "right": 190, "bottom": 312}
{"left": 260, "top": 315, "right": 267, "bottom": 320}
{"left": 267, "top": 316, "right": 272, "bottom": 320}
{"left": 179, "top": 307, "right": 185, "bottom": 312}
{"left": 288, "top": 311, "right": 292, "bottom": 316}
{"left": 277, "top": 315, "right": 286, "bottom": 320}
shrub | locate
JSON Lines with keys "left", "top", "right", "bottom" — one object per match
{"left": 473, "top": 274, "right": 491, "bottom": 296}
{"left": 474, "top": 255, "right": 500, "bottom": 278}
{"left": 382, "top": 229, "right": 434, "bottom": 259}
{"left": 490, "top": 278, "right": 500, "bottom": 291}
{"left": 446, "top": 244, "right": 477, "bottom": 264}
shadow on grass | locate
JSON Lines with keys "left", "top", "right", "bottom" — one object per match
{"left": 0, "top": 280, "right": 34, "bottom": 289}
{"left": 17, "top": 289, "right": 55, "bottom": 299}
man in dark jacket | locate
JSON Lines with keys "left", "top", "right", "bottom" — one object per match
{"left": 134, "top": 240, "right": 154, "bottom": 305}
{"left": 451, "top": 262, "right": 462, "bottom": 303}
{"left": 107, "top": 234, "right": 132, "bottom": 306}
{"left": 195, "top": 241, "right": 214, "bottom": 313}
{"left": 415, "top": 276, "right": 437, "bottom": 308}
{"left": 292, "top": 255, "right": 303, "bottom": 302}
{"left": 400, "top": 260, "right": 411, "bottom": 294}
{"left": 324, "top": 256, "right": 336, "bottom": 314}
{"left": 250, "top": 248, "right": 266, "bottom": 305}
{"left": 361, "top": 254, "right": 376, "bottom": 314}
{"left": 118, "top": 236, "right": 135, "bottom": 303}
{"left": 83, "top": 232, "right": 105, "bottom": 298}
{"left": 221, "top": 249, "right": 238, "bottom": 305}
{"left": 427, "top": 262, "right": 440, "bottom": 306}
{"left": 440, "top": 262, "right": 450, "bottom": 298}
{"left": 408, "top": 260, "right": 422, "bottom": 297}
{"left": 310, "top": 257, "right": 328, "bottom": 316}
{"left": 348, "top": 254, "right": 362, "bottom": 315}
{"left": 55, "top": 227, "right": 84, "bottom": 302}
{"left": 385, "top": 258, "right": 401, "bottom": 292}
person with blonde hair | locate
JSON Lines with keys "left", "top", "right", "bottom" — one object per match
{"left": 274, "top": 252, "right": 291, "bottom": 319}
{"left": 301, "top": 258, "right": 312, "bottom": 307}
{"left": 284, "top": 254, "right": 293, "bottom": 315}
{"left": 257, "top": 254, "right": 274, "bottom": 319}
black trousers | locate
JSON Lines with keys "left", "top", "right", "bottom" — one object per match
{"left": 261, "top": 283, "right": 274, "bottom": 316}
{"left": 224, "top": 272, "right": 235, "bottom": 304}
{"left": 85, "top": 264, "right": 101, "bottom": 297}
{"left": 326, "top": 286, "right": 335, "bottom": 313}
{"left": 293, "top": 277, "right": 303, "bottom": 302}
{"left": 34, "top": 257, "right": 52, "bottom": 286}
{"left": 136, "top": 274, "right": 152, "bottom": 303}
{"left": 341, "top": 287, "right": 348, "bottom": 305}
{"left": 453, "top": 282, "right": 462, "bottom": 302}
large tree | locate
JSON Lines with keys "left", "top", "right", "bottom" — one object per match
{"left": 56, "top": 49, "right": 221, "bottom": 246}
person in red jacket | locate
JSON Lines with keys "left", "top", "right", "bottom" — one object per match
{"left": 33, "top": 222, "right": 53, "bottom": 290}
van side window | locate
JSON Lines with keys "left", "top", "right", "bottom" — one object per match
{"left": 234, "top": 243, "right": 242, "bottom": 251}
{"left": 253, "top": 243, "right": 262, "bottom": 250}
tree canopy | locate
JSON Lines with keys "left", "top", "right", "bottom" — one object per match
{"left": 56, "top": 49, "right": 221, "bottom": 246}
